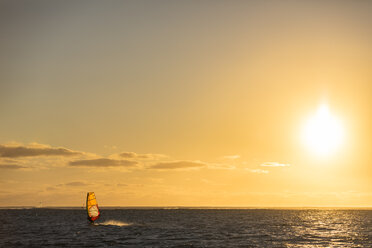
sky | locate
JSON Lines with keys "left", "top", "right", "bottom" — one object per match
{"left": 1, "top": 0, "right": 371, "bottom": 207}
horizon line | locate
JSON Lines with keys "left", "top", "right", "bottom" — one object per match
{"left": 1, "top": 205, "right": 372, "bottom": 209}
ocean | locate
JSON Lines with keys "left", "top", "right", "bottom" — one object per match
{"left": 0, "top": 208, "right": 371, "bottom": 247}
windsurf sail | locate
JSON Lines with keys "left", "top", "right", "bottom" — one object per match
{"left": 86, "top": 192, "right": 100, "bottom": 222}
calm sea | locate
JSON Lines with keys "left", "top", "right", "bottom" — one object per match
{"left": 0, "top": 208, "right": 371, "bottom": 247}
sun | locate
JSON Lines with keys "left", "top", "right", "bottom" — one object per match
{"left": 302, "top": 104, "right": 344, "bottom": 156}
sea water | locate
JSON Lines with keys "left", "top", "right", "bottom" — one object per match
{"left": 0, "top": 208, "right": 371, "bottom": 247}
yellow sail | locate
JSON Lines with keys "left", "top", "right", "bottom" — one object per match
{"left": 86, "top": 192, "right": 100, "bottom": 222}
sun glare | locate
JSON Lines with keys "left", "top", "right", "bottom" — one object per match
{"left": 302, "top": 104, "right": 344, "bottom": 156}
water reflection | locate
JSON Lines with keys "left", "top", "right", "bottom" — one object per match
{"left": 287, "top": 210, "right": 371, "bottom": 247}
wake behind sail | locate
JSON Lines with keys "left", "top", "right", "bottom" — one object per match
{"left": 86, "top": 192, "right": 100, "bottom": 223}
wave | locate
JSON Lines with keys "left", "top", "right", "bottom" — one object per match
{"left": 95, "top": 220, "right": 131, "bottom": 227}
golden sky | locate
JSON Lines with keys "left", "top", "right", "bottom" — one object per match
{"left": 1, "top": 0, "right": 371, "bottom": 207}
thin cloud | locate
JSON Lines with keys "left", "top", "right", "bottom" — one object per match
{"left": 207, "top": 163, "right": 236, "bottom": 170}
{"left": 119, "top": 151, "right": 167, "bottom": 160}
{"left": 260, "top": 162, "right": 290, "bottom": 167}
{"left": 150, "top": 160, "right": 235, "bottom": 170}
{"left": 0, "top": 144, "right": 81, "bottom": 158}
{"left": 221, "top": 155, "right": 240, "bottom": 160}
{"left": 0, "top": 164, "right": 26, "bottom": 169}
{"left": 150, "top": 161, "right": 207, "bottom": 170}
{"left": 47, "top": 181, "right": 90, "bottom": 191}
{"left": 117, "top": 183, "right": 128, "bottom": 187}
{"left": 46, "top": 186, "right": 58, "bottom": 191}
{"left": 63, "top": 181, "right": 89, "bottom": 187}
{"left": 69, "top": 158, "right": 138, "bottom": 167}
{"left": 0, "top": 158, "right": 18, "bottom": 163}
{"left": 247, "top": 169, "right": 269, "bottom": 174}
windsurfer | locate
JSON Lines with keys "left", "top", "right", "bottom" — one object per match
{"left": 86, "top": 192, "right": 100, "bottom": 224}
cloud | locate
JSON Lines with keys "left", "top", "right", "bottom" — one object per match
{"left": 0, "top": 144, "right": 81, "bottom": 158}
{"left": 150, "top": 161, "right": 207, "bottom": 170}
{"left": 0, "top": 164, "right": 26, "bottom": 169}
{"left": 69, "top": 158, "right": 138, "bottom": 167}
{"left": 119, "top": 151, "right": 167, "bottom": 160}
{"left": 260, "top": 162, "right": 290, "bottom": 167}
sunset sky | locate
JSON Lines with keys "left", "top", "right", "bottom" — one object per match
{"left": 1, "top": 0, "right": 371, "bottom": 207}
